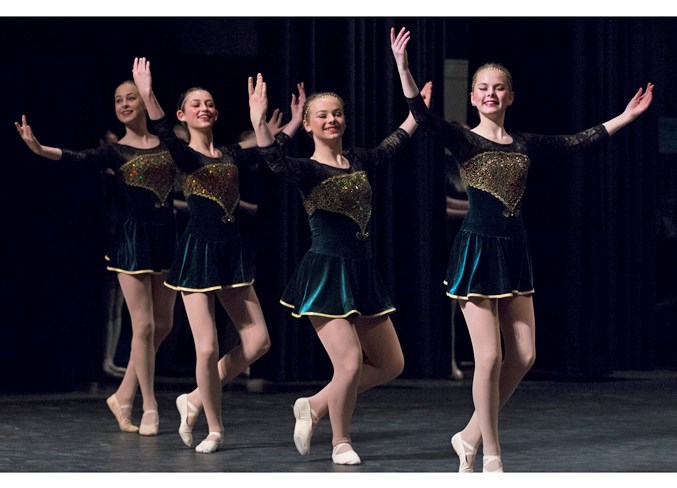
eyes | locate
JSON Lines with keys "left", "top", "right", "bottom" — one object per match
{"left": 188, "top": 101, "right": 215, "bottom": 109}
{"left": 476, "top": 84, "right": 506, "bottom": 92}
{"left": 316, "top": 110, "right": 344, "bottom": 119}
{"left": 115, "top": 95, "right": 138, "bottom": 104}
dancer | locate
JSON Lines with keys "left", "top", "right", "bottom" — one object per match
{"left": 391, "top": 27, "right": 653, "bottom": 472}
{"left": 249, "top": 73, "right": 431, "bottom": 464}
{"left": 15, "top": 80, "right": 179, "bottom": 436}
{"left": 132, "top": 58, "right": 304, "bottom": 454}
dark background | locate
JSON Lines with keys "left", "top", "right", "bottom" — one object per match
{"left": 1, "top": 17, "right": 674, "bottom": 392}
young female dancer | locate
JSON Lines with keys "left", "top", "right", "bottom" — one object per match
{"left": 391, "top": 27, "right": 653, "bottom": 472}
{"left": 249, "top": 73, "right": 431, "bottom": 464}
{"left": 132, "top": 58, "right": 304, "bottom": 454}
{"left": 15, "top": 80, "right": 179, "bottom": 436}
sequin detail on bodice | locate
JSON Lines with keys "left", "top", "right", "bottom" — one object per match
{"left": 460, "top": 151, "right": 530, "bottom": 217}
{"left": 120, "top": 151, "right": 176, "bottom": 206}
{"left": 182, "top": 163, "right": 240, "bottom": 223}
{"left": 304, "top": 171, "right": 372, "bottom": 240}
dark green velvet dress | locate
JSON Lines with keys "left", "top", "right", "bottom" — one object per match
{"left": 259, "top": 129, "right": 409, "bottom": 318}
{"left": 61, "top": 143, "right": 177, "bottom": 275}
{"left": 152, "top": 117, "right": 287, "bottom": 292}
{"left": 407, "top": 94, "right": 609, "bottom": 300}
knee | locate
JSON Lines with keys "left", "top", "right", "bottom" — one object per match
{"left": 195, "top": 342, "right": 219, "bottom": 364}
{"left": 337, "top": 351, "right": 363, "bottom": 382}
{"left": 474, "top": 349, "right": 502, "bottom": 376}
{"left": 132, "top": 318, "right": 154, "bottom": 342}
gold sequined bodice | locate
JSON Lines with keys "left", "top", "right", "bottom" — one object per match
{"left": 182, "top": 163, "right": 240, "bottom": 223}
{"left": 460, "top": 151, "right": 530, "bottom": 217}
{"left": 304, "top": 171, "right": 372, "bottom": 239}
{"left": 120, "top": 151, "right": 176, "bottom": 206}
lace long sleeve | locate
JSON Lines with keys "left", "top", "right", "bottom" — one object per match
{"left": 522, "top": 125, "right": 609, "bottom": 158}
{"left": 362, "top": 128, "right": 410, "bottom": 167}
{"left": 59, "top": 145, "right": 117, "bottom": 170}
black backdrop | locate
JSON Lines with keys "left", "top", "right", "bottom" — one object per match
{"left": 0, "top": 17, "right": 672, "bottom": 392}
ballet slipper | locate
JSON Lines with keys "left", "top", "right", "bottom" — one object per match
{"left": 195, "top": 432, "right": 223, "bottom": 454}
{"left": 451, "top": 432, "right": 477, "bottom": 473}
{"left": 331, "top": 442, "right": 361, "bottom": 465}
{"left": 176, "top": 393, "right": 201, "bottom": 447}
{"left": 139, "top": 409, "right": 159, "bottom": 436}
{"left": 483, "top": 454, "right": 503, "bottom": 472}
{"left": 106, "top": 394, "right": 139, "bottom": 433}
{"left": 292, "top": 397, "right": 318, "bottom": 455}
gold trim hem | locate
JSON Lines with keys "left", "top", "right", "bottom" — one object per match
{"left": 164, "top": 280, "right": 255, "bottom": 292}
{"left": 280, "top": 300, "right": 395, "bottom": 319}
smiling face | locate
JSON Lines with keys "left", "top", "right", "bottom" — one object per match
{"left": 176, "top": 88, "right": 218, "bottom": 130}
{"left": 302, "top": 94, "right": 345, "bottom": 142}
{"left": 470, "top": 65, "right": 514, "bottom": 117}
{"left": 114, "top": 81, "right": 146, "bottom": 126}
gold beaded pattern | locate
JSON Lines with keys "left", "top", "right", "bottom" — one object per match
{"left": 182, "top": 163, "right": 240, "bottom": 223}
{"left": 303, "top": 171, "right": 372, "bottom": 240}
{"left": 460, "top": 151, "right": 530, "bottom": 217}
{"left": 120, "top": 152, "right": 176, "bottom": 205}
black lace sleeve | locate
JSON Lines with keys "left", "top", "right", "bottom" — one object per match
{"left": 60, "top": 144, "right": 117, "bottom": 171}
{"left": 360, "top": 128, "right": 410, "bottom": 167}
{"left": 406, "top": 93, "right": 471, "bottom": 152}
{"left": 257, "top": 139, "right": 307, "bottom": 186}
{"left": 521, "top": 125, "right": 609, "bottom": 158}
{"left": 150, "top": 117, "right": 201, "bottom": 174}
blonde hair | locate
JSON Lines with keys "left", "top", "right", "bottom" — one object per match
{"left": 471, "top": 63, "right": 513, "bottom": 91}
{"left": 302, "top": 92, "right": 345, "bottom": 122}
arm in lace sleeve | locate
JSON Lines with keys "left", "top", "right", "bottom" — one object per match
{"left": 524, "top": 125, "right": 609, "bottom": 157}
{"left": 406, "top": 93, "right": 468, "bottom": 151}
{"left": 366, "top": 128, "right": 410, "bottom": 167}
{"left": 257, "top": 139, "right": 305, "bottom": 186}
{"left": 59, "top": 144, "right": 116, "bottom": 171}
{"left": 150, "top": 117, "right": 201, "bottom": 174}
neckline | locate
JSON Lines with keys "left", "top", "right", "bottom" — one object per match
{"left": 469, "top": 129, "right": 515, "bottom": 146}
{"left": 310, "top": 157, "right": 352, "bottom": 170}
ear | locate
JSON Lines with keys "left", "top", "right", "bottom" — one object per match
{"left": 214, "top": 108, "right": 219, "bottom": 121}
{"left": 303, "top": 119, "right": 311, "bottom": 133}
{"left": 176, "top": 109, "right": 186, "bottom": 122}
{"left": 469, "top": 92, "right": 476, "bottom": 107}
{"left": 506, "top": 91, "right": 515, "bottom": 107}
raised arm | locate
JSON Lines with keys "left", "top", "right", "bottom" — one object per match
{"left": 132, "top": 57, "right": 165, "bottom": 121}
{"left": 602, "top": 83, "right": 654, "bottom": 136}
{"left": 248, "top": 73, "right": 275, "bottom": 147}
{"left": 399, "top": 80, "right": 432, "bottom": 135}
{"left": 390, "top": 27, "right": 421, "bottom": 99}
{"left": 14, "top": 115, "right": 63, "bottom": 160}
{"left": 239, "top": 108, "right": 283, "bottom": 148}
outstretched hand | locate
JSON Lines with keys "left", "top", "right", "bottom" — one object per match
{"left": 421, "top": 81, "right": 433, "bottom": 108}
{"left": 248, "top": 73, "right": 269, "bottom": 127}
{"left": 623, "top": 83, "right": 654, "bottom": 120}
{"left": 390, "top": 27, "right": 411, "bottom": 71}
{"left": 14, "top": 115, "right": 43, "bottom": 154}
{"left": 132, "top": 57, "right": 153, "bottom": 99}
